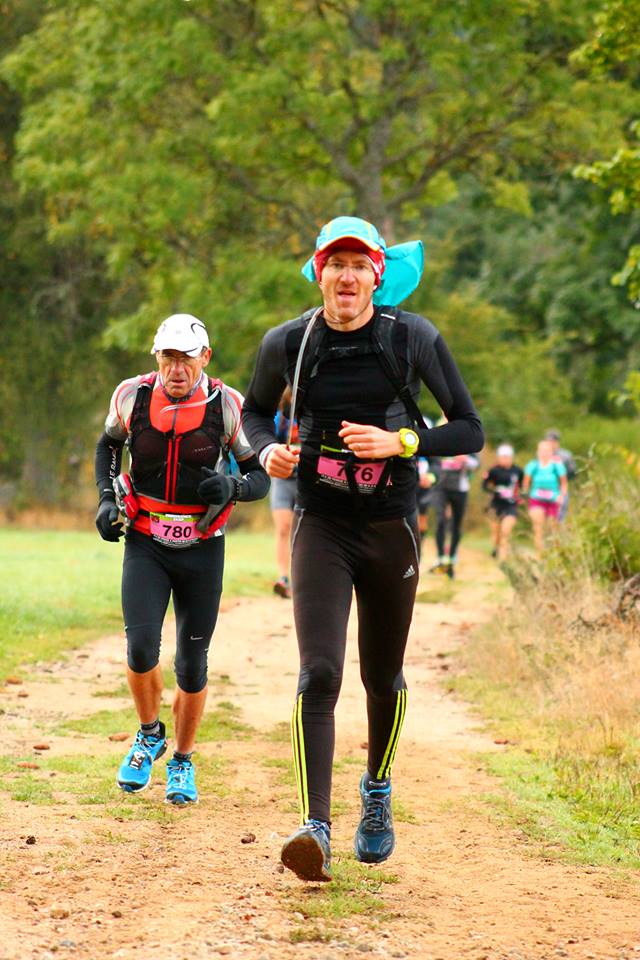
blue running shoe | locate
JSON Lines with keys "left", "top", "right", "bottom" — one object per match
{"left": 165, "top": 757, "right": 198, "bottom": 805}
{"left": 281, "top": 819, "right": 332, "bottom": 882}
{"left": 116, "top": 721, "right": 167, "bottom": 793}
{"left": 354, "top": 772, "right": 395, "bottom": 864}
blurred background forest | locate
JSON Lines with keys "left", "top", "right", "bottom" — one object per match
{"left": 1, "top": 0, "right": 639, "bottom": 511}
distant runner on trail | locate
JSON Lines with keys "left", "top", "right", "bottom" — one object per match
{"left": 522, "top": 438, "right": 568, "bottom": 556}
{"left": 429, "top": 449, "right": 480, "bottom": 578}
{"left": 242, "top": 215, "right": 483, "bottom": 882}
{"left": 545, "top": 428, "right": 576, "bottom": 521}
{"left": 94, "top": 314, "right": 269, "bottom": 805}
{"left": 482, "top": 444, "right": 524, "bottom": 561}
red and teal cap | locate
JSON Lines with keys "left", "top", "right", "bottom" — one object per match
{"left": 301, "top": 215, "right": 425, "bottom": 306}
{"left": 314, "top": 216, "right": 385, "bottom": 254}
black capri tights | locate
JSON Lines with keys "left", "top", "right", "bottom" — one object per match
{"left": 121, "top": 530, "right": 224, "bottom": 693}
{"left": 290, "top": 510, "right": 420, "bottom": 824}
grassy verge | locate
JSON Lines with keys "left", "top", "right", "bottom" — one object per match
{"left": 0, "top": 528, "right": 275, "bottom": 678}
{"left": 455, "top": 590, "right": 640, "bottom": 869}
{"left": 1, "top": 701, "right": 249, "bottom": 820}
{"left": 286, "top": 858, "right": 399, "bottom": 943}
{"left": 454, "top": 451, "right": 640, "bottom": 869}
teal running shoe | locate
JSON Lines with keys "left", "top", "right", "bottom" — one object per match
{"left": 354, "top": 773, "right": 395, "bottom": 864}
{"left": 165, "top": 757, "right": 198, "bottom": 805}
{"left": 117, "top": 721, "right": 167, "bottom": 793}
{"left": 281, "top": 819, "right": 332, "bottom": 882}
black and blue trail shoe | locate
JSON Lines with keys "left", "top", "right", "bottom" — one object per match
{"left": 354, "top": 772, "right": 395, "bottom": 864}
{"left": 281, "top": 819, "right": 332, "bottom": 882}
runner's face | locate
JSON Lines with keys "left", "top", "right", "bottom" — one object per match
{"left": 156, "top": 348, "right": 211, "bottom": 397}
{"left": 497, "top": 455, "right": 513, "bottom": 468}
{"left": 319, "top": 250, "right": 376, "bottom": 325}
{"left": 537, "top": 440, "right": 553, "bottom": 463}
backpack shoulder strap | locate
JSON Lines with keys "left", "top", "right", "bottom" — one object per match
{"left": 292, "top": 310, "right": 330, "bottom": 415}
{"left": 372, "top": 309, "right": 425, "bottom": 429}
{"left": 293, "top": 307, "right": 425, "bottom": 430}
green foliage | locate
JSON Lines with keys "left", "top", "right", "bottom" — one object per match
{"left": 546, "top": 448, "right": 640, "bottom": 580}
{"left": 425, "top": 288, "right": 574, "bottom": 445}
{"left": 1, "top": 0, "right": 639, "bottom": 494}
{"left": 573, "top": 0, "right": 640, "bottom": 301}
{"left": 560, "top": 413, "right": 640, "bottom": 456}
{"left": 424, "top": 177, "right": 640, "bottom": 413}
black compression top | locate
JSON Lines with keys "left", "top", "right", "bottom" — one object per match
{"left": 242, "top": 306, "right": 484, "bottom": 520}
{"left": 482, "top": 465, "right": 524, "bottom": 506}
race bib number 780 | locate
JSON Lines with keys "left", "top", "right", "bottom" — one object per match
{"left": 149, "top": 513, "right": 200, "bottom": 547}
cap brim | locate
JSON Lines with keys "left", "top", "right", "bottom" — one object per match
{"left": 316, "top": 235, "right": 381, "bottom": 254}
{"left": 151, "top": 339, "right": 205, "bottom": 357}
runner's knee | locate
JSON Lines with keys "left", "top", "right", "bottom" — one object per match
{"left": 126, "top": 623, "right": 162, "bottom": 674}
{"left": 361, "top": 666, "right": 406, "bottom": 701}
{"left": 174, "top": 650, "right": 209, "bottom": 694}
{"left": 298, "top": 656, "right": 343, "bottom": 700}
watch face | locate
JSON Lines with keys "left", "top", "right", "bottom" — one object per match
{"left": 405, "top": 431, "right": 418, "bottom": 446}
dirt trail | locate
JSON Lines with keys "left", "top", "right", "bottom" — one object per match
{"left": 1, "top": 548, "right": 639, "bottom": 960}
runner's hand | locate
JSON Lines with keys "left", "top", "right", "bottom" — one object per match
{"left": 338, "top": 421, "right": 404, "bottom": 459}
{"left": 198, "top": 468, "right": 236, "bottom": 506}
{"left": 266, "top": 444, "right": 299, "bottom": 479}
{"left": 95, "top": 499, "right": 124, "bottom": 541}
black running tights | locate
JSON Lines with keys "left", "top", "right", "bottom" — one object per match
{"left": 290, "top": 510, "right": 419, "bottom": 823}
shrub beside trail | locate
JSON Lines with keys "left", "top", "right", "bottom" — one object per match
{"left": 455, "top": 446, "right": 640, "bottom": 868}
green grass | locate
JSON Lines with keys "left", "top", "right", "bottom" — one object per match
{"left": 452, "top": 542, "right": 640, "bottom": 872}
{"left": 415, "top": 583, "right": 455, "bottom": 603}
{"left": 393, "top": 798, "right": 418, "bottom": 825}
{"left": 289, "top": 925, "right": 332, "bottom": 944}
{"left": 0, "top": 530, "right": 122, "bottom": 678}
{"left": 197, "top": 700, "right": 252, "bottom": 740}
{"left": 222, "top": 531, "right": 278, "bottom": 596}
{"left": 286, "top": 856, "right": 398, "bottom": 922}
{"left": 2, "top": 745, "right": 231, "bottom": 813}
{"left": 0, "top": 529, "right": 276, "bottom": 678}
{"left": 262, "top": 756, "right": 295, "bottom": 787}
{"left": 480, "top": 749, "right": 640, "bottom": 870}
{"left": 57, "top": 700, "right": 251, "bottom": 742}
{"left": 264, "top": 720, "right": 290, "bottom": 743}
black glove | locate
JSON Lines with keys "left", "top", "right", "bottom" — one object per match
{"left": 95, "top": 497, "right": 124, "bottom": 542}
{"left": 197, "top": 467, "right": 238, "bottom": 508}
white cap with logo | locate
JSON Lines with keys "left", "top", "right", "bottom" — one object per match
{"left": 151, "top": 314, "right": 210, "bottom": 357}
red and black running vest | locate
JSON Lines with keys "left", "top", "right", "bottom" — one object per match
{"left": 128, "top": 373, "right": 232, "bottom": 537}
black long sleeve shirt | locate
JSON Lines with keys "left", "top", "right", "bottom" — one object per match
{"left": 242, "top": 306, "right": 483, "bottom": 519}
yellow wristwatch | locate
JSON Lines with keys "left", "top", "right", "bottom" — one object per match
{"left": 398, "top": 428, "right": 420, "bottom": 458}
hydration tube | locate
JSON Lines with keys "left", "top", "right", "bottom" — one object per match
{"left": 287, "top": 306, "right": 323, "bottom": 447}
{"left": 160, "top": 384, "right": 221, "bottom": 415}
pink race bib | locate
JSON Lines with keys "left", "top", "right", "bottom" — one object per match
{"left": 149, "top": 512, "right": 200, "bottom": 548}
{"left": 317, "top": 456, "right": 386, "bottom": 495}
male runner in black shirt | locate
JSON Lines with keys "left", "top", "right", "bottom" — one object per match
{"left": 243, "top": 216, "right": 483, "bottom": 881}
{"left": 482, "top": 444, "right": 524, "bottom": 561}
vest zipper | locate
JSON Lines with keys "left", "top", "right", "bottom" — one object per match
{"left": 171, "top": 436, "right": 182, "bottom": 502}
{"left": 164, "top": 439, "right": 173, "bottom": 501}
